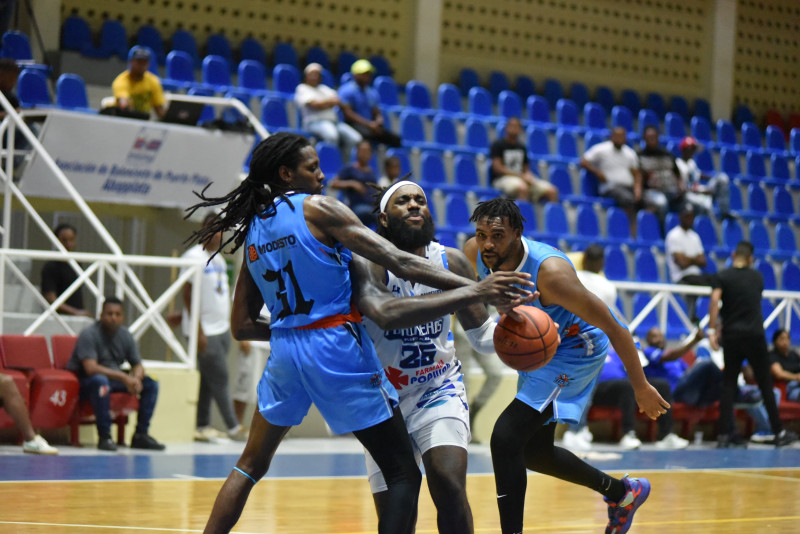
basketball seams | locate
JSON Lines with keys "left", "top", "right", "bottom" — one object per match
{"left": 493, "top": 305, "right": 559, "bottom": 371}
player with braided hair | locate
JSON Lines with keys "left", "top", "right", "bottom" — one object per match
{"left": 194, "top": 133, "right": 533, "bottom": 534}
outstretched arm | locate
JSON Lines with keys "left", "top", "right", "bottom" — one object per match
{"left": 351, "top": 254, "right": 532, "bottom": 331}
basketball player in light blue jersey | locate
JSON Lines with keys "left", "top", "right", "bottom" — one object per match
{"left": 361, "top": 181, "right": 517, "bottom": 534}
{"left": 463, "top": 198, "right": 669, "bottom": 534}
{"left": 185, "top": 133, "right": 533, "bottom": 534}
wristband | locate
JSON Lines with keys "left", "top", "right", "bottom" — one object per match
{"left": 707, "top": 328, "right": 716, "bottom": 334}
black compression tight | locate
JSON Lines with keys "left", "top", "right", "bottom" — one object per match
{"left": 490, "top": 399, "right": 626, "bottom": 534}
{"left": 353, "top": 407, "right": 422, "bottom": 534}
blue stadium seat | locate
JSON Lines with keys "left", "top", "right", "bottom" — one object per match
{"left": 368, "top": 55, "right": 392, "bottom": 78}
{"left": 273, "top": 42, "right": 299, "bottom": 68}
{"left": 668, "top": 96, "right": 690, "bottom": 122}
{"left": 419, "top": 150, "right": 449, "bottom": 189}
{"left": 374, "top": 76, "right": 403, "bottom": 115}
{"left": 645, "top": 93, "right": 667, "bottom": 120}
{"left": 744, "top": 151, "right": 767, "bottom": 185}
{"left": 694, "top": 149, "right": 715, "bottom": 175}
{"left": 693, "top": 99, "right": 712, "bottom": 122}
{"left": 458, "top": 68, "right": 480, "bottom": 97}
{"left": 637, "top": 109, "right": 660, "bottom": 138}
{"left": 594, "top": 86, "right": 615, "bottom": 113}
{"left": 171, "top": 29, "right": 201, "bottom": 68}
{"left": 436, "top": 83, "right": 466, "bottom": 119}
{"left": 17, "top": 68, "right": 52, "bottom": 108}
{"left": 467, "top": 87, "right": 495, "bottom": 121}
{"left": 733, "top": 104, "right": 755, "bottom": 128}
{"left": 316, "top": 142, "right": 343, "bottom": 178}
{"left": 136, "top": 26, "right": 166, "bottom": 66}
{"left": 542, "top": 203, "right": 571, "bottom": 248}
{"left": 526, "top": 126, "right": 552, "bottom": 161}
{"left": 465, "top": 119, "right": 490, "bottom": 155}
{"left": 336, "top": 51, "right": 357, "bottom": 77}
{"left": 575, "top": 205, "right": 601, "bottom": 246}
{"left": 634, "top": 249, "right": 661, "bottom": 282}
{"left": 433, "top": 114, "right": 472, "bottom": 153}
{"left": 55, "top": 73, "right": 93, "bottom": 112}
{"left": 305, "top": 46, "right": 331, "bottom": 70}
{"left": 261, "top": 96, "right": 305, "bottom": 134}
{"left": 620, "top": 89, "right": 642, "bottom": 115}
{"left": 632, "top": 292, "right": 659, "bottom": 338}
{"left": 221, "top": 89, "right": 253, "bottom": 124}
{"left": 406, "top": 80, "right": 435, "bottom": 116}
{"left": 611, "top": 106, "right": 635, "bottom": 139}
{"left": 187, "top": 87, "right": 216, "bottom": 124}
{"left": 720, "top": 149, "right": 743, "bottom": 182}
{"left": 61, "top": 15, "right": 91, "bottom": 53}
{"left": 453, "top": 154, "right": 495, "bottom": 196}
{"left": 201, "top": 55, "right": 232, "bottom": 93}
{"left": 714, "top": 218, "right": 744, "bottom": 258}
{"left": 385, "top": 147, "right": 412, "bottom": 177}
{"left": 740, "top": 122, "right": 763, "bottom": 154}
{"left": 163, "top": 50, "right": 196, "bottom": 90}
{"left": 555, "top": 98, "right": 582, "bottom": 133}
{"left": 665, "top": 112, "right": 686, "bottom": 141}
{"left": 666, "top": 299, "right": 691, "bottom": 340}
{"left": 488, "top": 71, "right": 510, "bottom": 100}
{"left": 604, "top": 245, "right": 629, "bottom": 281}
{"left": 272, "top": 64, "right": 301, "bottom": 98}
{"left": 206, "top": 34, "right": 233, "bottom": 67}
{"left": 739, "top": 183, "right": 769, "bottom": 221}
{"left": 665, "top": 212, "right": 680, "bottom": 235}
{"left": 792, "top": 129, "right": 800, "bottom": 156}
{"left": 547, "top": 165, "right": 583, "bottom": 205}
{"left": 748, "top": 220, "right": 772, "bottom": 257}
{"left": 693, "top": 214, "right": 718, "bottom": 252}
{"left": 690, "top": 116, "right": 713, "bottom": 146}
{"left": 543, "top": 78, "right": 564, "bottom": 109}
{"left": 583, "top": 102, "right": 608, "bottom": 133}
{"left": 765, "top": 125, "right": 788, "bottom": 156}
{"left": 554, "top": 128, "right": 579, "bottom": 163}
{"left": 636, "top": 210, "right": 664, "bottom": 249}
{"left": 584, "top": 131, "right": 605, "bottom": 150}
{"left": 440, "top": 194, "right": 474, "bottom": 235}
{"left": 569, "top": 82, "right": 590, "bottom": 110}
{"left": 498, "top": 90, "right": 522, "bottom": 119}
{"left": 607, "top": 207, "right": 632, "bottom": 246}
{"left": 237, "top": 60, "right": 270, "bottom": 98}
{"left": 716, "top": 120, "right": 740, "bottom": 150}
{"left": 578, "top": 169, "right": 614, "bottom": 207}
{"left": 526, "top": 95, "right": 552, "bottom": 128}
{"left": 84, "top": 21, "right": 128, "bottom": 60}
{"left": 755, "top": 259, "right": 777, "bottom": 290}
{"left": 781, "top": 262, "right": 800, "bottom": 291}
{"left": 240, "top": 37, "right": 268, "bottom": 67}
{"left": 514, "top": 75, "right": 536, "bottom": 101}
{"left": 771, "top": 187, "right": 800, "bottom": 224}
{"left": 515, "top": 200, "right": 539, "bottom": 237}
{"left": 770, "top": 154, "right": 791, "bottom": 183}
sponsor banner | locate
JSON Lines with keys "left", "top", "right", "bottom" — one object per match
{"left": 20, "top": 110, "right": 254, "bottom": 208}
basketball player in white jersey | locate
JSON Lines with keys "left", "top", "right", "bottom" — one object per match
{"left": 361, "top": 182, "right": 505, "bottom": 534}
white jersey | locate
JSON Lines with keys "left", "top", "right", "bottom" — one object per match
{"left": 363, "top": 242, "right": 468, "bottom": 434}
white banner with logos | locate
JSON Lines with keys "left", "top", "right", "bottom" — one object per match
{"left": 20, "top": 110, "right": 254, "bottom": 208}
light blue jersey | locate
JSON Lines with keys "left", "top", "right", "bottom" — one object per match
{"left": 244, "top": 193, "right": 398, "bottom": 434}
{"left": 477, "top": 237, "right": 611, "bottom": 424}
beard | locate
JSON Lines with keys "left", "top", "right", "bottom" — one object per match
{"left": 384, "top": 213, "right": 436, "bottom": 252}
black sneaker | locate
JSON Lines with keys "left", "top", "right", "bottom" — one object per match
{"left": 98, "top": 437, "right": 118, "bottom": 451}
{"left": 774, "top": 429, "right": 798, "bottom": 447}
{"left": 717, "top": 434, "right": 748, "bottom": 449}
{"left": 130, "top": 433, "right": 166, "bottom": 450}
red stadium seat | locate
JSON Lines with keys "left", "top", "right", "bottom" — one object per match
{"left": 0, "top": 334, "right": 79, "bottom": 429}
{"left": 52, "top": 334, "right": 140, "bottom": 446}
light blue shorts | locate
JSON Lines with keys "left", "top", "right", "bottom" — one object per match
{"left": 257, "top": 322, "right": 399, "bottom": 434}
{"left": 515, "top": 329, "right": 609, "bottom": 425}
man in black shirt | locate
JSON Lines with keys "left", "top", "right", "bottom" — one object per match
{"left": 769, "top": 328, "right": 800, "bottom": 402}
{"left": 708, "top": 241, "right": 797, "bottom": 447}
{"left": 489, "top": 117, "right": 558, "bottom": 203}
{"left": 41, "top": 223, "right": 91, "bottom": 316}
{"left": 638, "top": 125, "right": 684, "bottom": 226}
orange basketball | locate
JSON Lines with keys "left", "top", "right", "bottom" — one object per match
{"left": 493, "top": 305, "right": 559, "bottom": 372}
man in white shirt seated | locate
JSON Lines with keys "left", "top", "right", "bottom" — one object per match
{"left": 294, "top": 63, "right": 362, "bottom": 156}
{"left": 675, "top": 137, "right": 731, "bottom": 220}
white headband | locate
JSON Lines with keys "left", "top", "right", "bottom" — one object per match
{"left": 379, "top": 180, "right": 425, "bottom": 213}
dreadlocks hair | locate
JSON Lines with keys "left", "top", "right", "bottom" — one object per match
{"left": 184, "top": 132, "right": 313, "bottom": 258}
{"left": 469, "top": 197, "right": 526, "bottom": 232}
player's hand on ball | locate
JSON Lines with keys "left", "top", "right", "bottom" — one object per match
{"left": 478, "top": 271, "right": 535, "bottom": 308}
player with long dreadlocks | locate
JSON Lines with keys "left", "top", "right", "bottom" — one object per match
{"left": 187, "top": 132, "right": 533, "bottom": 534}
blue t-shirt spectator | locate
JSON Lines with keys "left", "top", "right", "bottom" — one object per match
{"left": 642, "top": 346, "right": 688, "bottom": 390}
{"left": 338, "top": 81, "right": 380, "bottom": 122}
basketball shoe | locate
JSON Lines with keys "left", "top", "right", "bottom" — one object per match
{"left": 604, "top": 474, "right": 651, "bottom": 534}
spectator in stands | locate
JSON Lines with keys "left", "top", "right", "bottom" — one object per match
{"left": 708, "top": 241, "right": 797, "bottom": 447}
{"left": 41, "top": 223, "right": 91, "bottom": 317}
{"left": 489, "top": 117, "right": 558, "bottom": 203}
{"left": 676, "top": 136, "right": 732, "bottom": 219}
{"left": 66, "top": 296, "right": 165, "bottom": 451}
{"left": 111, "top": 46, "right": 166, "bottom": 119}
{"left": 579, "top": 126, "right": 641, "bottom": 225}
{"left": 327, "top": 140, "right": 379, "bottom": 227}
{"left": 665, "top": 203, "right": 715, "bottom": 323}
{"left": 769, "top": 329, "right": 800, "bottom": 402}
{"left": 638, "top": 125, "right": 684, "bottom": 225}
{"left": 294, "top": 62, "right": 361, "bottom": 156}
{"left": 593, "top": 350, "right": 689, "bottom": 450}
{"left": 338, "top": 59, "right": 401, "bottom": 147}
{"left": 182, "top": 213, "right": 247, "bottom": 443}
{"left": 379, "top": 155, "right": 402, "bottom": 188}
{"left": 0, "top": 57, "right": 20, "bottom": 117}
{"left": 0, "top": 373, "right": 59, "bottom": 454}
{"left": 0, "top": 1, "right": 15, "bottom": 36}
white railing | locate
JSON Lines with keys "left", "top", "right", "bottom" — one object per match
{"left": 164, "top": 92, "right": 269, "bottom": 140}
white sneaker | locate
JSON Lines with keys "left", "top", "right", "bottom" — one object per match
{"left": 227, "top": 425, "right": 249, "bottom": 442}
{"left": 655, "top": 432, "right": 690, "bottom": 450}
{"left": 22, "top": 434, "right": 58, "bottom": 455}
{"left": 578, "top": 426, "right": 594, "bottom": 443}
{"left": 619, "top": 431, "right": 642, "bottom": 450}
{"left": 749, "top": 431, "right": 775, "bottom": 444}
{"left": 562, "top": 430, "right": 591, "bottom": 451}
{"left": 194, "top": 427, "right": 231, "bottom": 444}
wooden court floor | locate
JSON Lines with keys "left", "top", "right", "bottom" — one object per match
{"left": 2, "top": 469, "right": 800, "bottom": 533}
